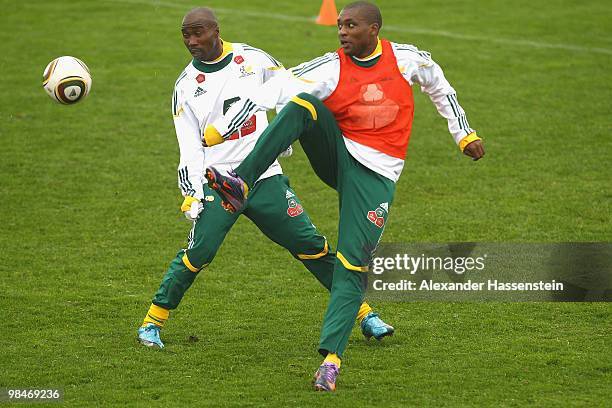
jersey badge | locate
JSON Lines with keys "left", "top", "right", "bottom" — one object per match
{"left": 234, "top": 55, "right": 244, "bottom": 64}
{"left": 239, "top": 65, "right": 255, "bottom": 78}
{"left": 196, "top": 74, "right": 205, "bottom": 83}
{"left": 367, "top": 203, "right": 388, "bottom": 228}
{"left": 287, "top": 196, "right": 304, "bottom": 217}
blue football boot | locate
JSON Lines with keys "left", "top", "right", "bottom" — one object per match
{"left": 137, "top": 323, "right": 164, "bottom": 349}
{"left": 361, "top": 312, "right": 395, "bottom": 341}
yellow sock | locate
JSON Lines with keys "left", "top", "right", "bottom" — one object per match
{"left": 324, "top": 353, "right": 341, "bottom": 368}
{"left": 142, "top": 304, "right": 169, "bottom": 328}
{"left": 357, "top": 302, "right": 373, "bottom": 323}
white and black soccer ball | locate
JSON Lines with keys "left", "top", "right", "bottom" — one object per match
{"left": 42, "top": 56, "right": 92, "bottom": 104}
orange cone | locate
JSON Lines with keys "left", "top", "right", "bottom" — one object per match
{"left": 316, "top": 0, "right": 338, "bottom": 26}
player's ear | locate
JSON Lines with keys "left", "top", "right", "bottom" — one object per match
{"left": 207, "top": 22, "right": 220, "bottom": 36}
{"left": 369, "top": 23, "right": 380, "bottom": 37}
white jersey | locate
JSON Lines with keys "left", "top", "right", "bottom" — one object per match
{"left": 172, "top": 42, "right": 285, "bottom": 199}
{"left": 213, "top": 40, "right": 476, "bottom": 182}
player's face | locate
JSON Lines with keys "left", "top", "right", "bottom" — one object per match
{"left": 337, "top": 9, "right": 378, "bottom": 58}
{"left": 181, "top": 21, "right": 221, "bottom": 62}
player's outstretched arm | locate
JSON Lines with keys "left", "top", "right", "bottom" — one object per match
{"left": 396, "top": 44, "right": 484, "bottom": 158}
{"left": 203, "top": 53, "right": 338, "bottom": 147}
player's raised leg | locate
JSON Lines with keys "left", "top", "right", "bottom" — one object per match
{"left": 205, "top": 92, "right": 334, "bottom": 212}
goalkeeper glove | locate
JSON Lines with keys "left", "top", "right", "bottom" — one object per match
{"left": 180, "top": 196, "right": 203, "bottom": 221}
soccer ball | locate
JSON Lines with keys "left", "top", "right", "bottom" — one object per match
{"left": 42, "top": 56, "right": 92, "bottom": 104}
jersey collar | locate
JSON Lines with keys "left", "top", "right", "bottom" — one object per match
{"left": 352, "top": 38, "right": 382, "bottom": 62}
{"left": 191, "top": 40, "right": 234, "bottom": 73}
{"left": 208, "top": 40, "right": 234, "bottom": 63}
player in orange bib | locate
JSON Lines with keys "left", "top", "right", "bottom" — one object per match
{"left": 202, "top": 1, "right": 485, "bottom": 391}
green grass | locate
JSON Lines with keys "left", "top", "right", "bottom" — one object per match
{"left": 0, "top": 0, "right": 610, "bottom": 406}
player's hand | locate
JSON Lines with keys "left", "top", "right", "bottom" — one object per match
{"left": 463, "top": 140, "right": 485, "bottom": 161}
{"left": 180, "top": 196, "right": 203, "bottom": 221}
{"left": 278, "top": 145, "right": 293, "bottom": 158}
{"left": 202, "top": 124, "right": 224, "bottom": 147}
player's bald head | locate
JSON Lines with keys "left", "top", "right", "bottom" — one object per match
{"left": 182, "top": 7, "right": 218, "bottom": 28}
{"left": 181, "top": 7, "right": 222, "bottom": 62}
{"left": 342, "top": 1, "right": 383, "bottom": 29}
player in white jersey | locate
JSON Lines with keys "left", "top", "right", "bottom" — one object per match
{"left": 137, "top": 7, "right": 394, "bottom": 350}
{"left": 202, "top": 1, "right": 485, "bottom": 391}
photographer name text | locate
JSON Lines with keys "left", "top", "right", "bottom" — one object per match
{"left": 372, "top": 279, "right": 564, "bottom": 291}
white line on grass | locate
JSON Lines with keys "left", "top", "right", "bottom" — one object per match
{"left": 105, "top": 0, "right": 612, "bottom": 56}
{"left": 383, "top": 26, "right": 612, "bottom": 56}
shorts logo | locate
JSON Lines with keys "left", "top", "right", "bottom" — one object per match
{"left": 367, "top": 202, "right": 388, "bottom": 228}
{"left": 287, "top": 195, "right": 303, "bottom": 217}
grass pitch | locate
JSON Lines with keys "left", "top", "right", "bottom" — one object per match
{"left": 1, "top": 0, "right": 610, "bottom": 406}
